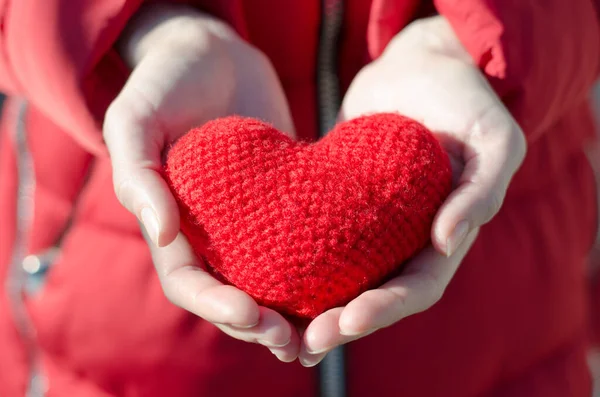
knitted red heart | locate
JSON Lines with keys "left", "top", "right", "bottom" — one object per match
{"left": 165, "top": 113, "right": 452, "bottom": 319}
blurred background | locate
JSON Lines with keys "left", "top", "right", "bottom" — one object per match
{"left": 590, "top": 82, "right": 600, "bottom": 396}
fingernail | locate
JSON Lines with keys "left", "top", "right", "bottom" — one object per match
{"left": 340, "top": 327, "right": 379, "bottom": 337}
{"left": 446, "top": 220, "right": 469, "bottom": 257}
{"left": 305, "top": 346, "right": 331, "bottom": 355}
{"left": 258, "top": 338, "right": 290, "bottom": 348}
{"left": 270, "top": 348, "right": 295, "bottom": 363}
{"left": 339, "top": 328, "right": 363, "bottom": 337}
{"left": 300, "top": 356, "right": 324, "bottom": 368}
{"left": 141, "top": 207, "right": 160, "bottom": 246}
{"left": 229, "top": 321, "right": 259, "bottom": 329}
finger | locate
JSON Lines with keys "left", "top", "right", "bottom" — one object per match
{"left": 339, "top": 229, "right": 479, "bottom": 335}
{"left": 299, "top": 351, "right": 328, "bottom": 368}
{"left": 104, "top": 92, "right": 180, "bottom": 247}
{"left": 269, "top": 327, "right": 301, "bottom": 363}
{"left": 432, "top": 103, "right": 526, "bottom": 256}
{"left": 149, "top": 232, "right": 260, "bottom": 327}
{"left": 215, "top": 307, "right": 293, "bottom": 348}
{"left": 299, "top": 308, "right": 376, "bottom": 367}
{"left": 216, "top": 307, "right": 301, "bottom": 362}
{"left": 301, "top": 308, "right": 344, "bottom": 358}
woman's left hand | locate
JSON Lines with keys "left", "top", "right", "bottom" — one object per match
{"left": 298, "top": 15, "right": 526, "bottom": 367}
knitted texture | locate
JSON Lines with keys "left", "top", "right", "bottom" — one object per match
{"left": 165, "top": 113, "right": 452, "bottom": 318}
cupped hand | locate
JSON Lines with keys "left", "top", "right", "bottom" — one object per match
{"left": 103, "top": 3, "right": 299, "bottom": 361}
{"left": 299, "top": 16, "right": 526, "bottom": 367}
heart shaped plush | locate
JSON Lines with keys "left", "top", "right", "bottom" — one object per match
{"left": 165, "top": 113, "right": 452, "bottom": 318}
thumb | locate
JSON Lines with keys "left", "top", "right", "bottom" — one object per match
{"left": 103, "top": 91, "right": 180, "bottom": 247}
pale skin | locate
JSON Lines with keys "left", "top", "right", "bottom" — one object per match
{"left": 103, "top": 4, "right": 526, "bottom": 366}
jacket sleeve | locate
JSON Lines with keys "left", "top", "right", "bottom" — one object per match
{"left": 0, "top": 0, "right": 246, "bottom": 156}
{"left": 0, "top": 0, "right": 22, "bottom": 95}
{"left": 434, "top": 0, "right": 600, "bottom": 143}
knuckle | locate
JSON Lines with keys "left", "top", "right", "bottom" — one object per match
{"left": 426, "top": 284, "right": 444, "bottom": 308}
{"left": 364, "top": 289, "right": 406, "bottom": 328}
{"left": 113, "top": 176, "right": 137, "bottom": 209}
{"left": 157, "top": 268, "right": 181, "bottom": 306}
{"left": 103, "top": 101, "right": 123, "bottom": 138}
{"left": 104, "top": 89, "right": 158, "bottom": 139}
{"left": 483, "top": 190, "right": 504, "bottom": 223}
{"left": 428, "top": 289, "right": 444, "bottom": 309}
{"left": 384, "top": 288, "right": 408, "bottom": 313}
{"left": 469, "top": 105, "right": 513, "bottom": 144}
{"left": 190, "top": 288, "right": 204, "bottom": 309}
{"left": 512, "top": 126, "right": 528, "bottom": 164}
{"left": 398, "top": 20, "right": 423, "bottom": 43}
{"left": 405, "top": 19, "right": 442, "bottom": 51}
{"left": 161, "top": 283, "right": 179, "bottom": 306}
{"left": 197, "top": 14, "right": 240, "bottom": 44}
{"left": 244, "top": 43, "right": 272, "bottom": 68}
{"left": 415, "top": 271, "right": 445, "bottom": 312}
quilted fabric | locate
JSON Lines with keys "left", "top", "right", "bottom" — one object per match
{"left": 165, "top": 113, "right": 452, "bottom": 318}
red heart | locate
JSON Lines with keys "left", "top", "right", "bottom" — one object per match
{"left": 165, "top": 113, "right": 452, "bottom": 318}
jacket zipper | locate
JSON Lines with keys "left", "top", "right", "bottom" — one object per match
{"left": 316, "top": 2, "right": 347, "bottom": 397}
{"left": 317, "top": 0, "right": 344, "bottom": 134}
{"left": 7, "top": 100, "right": 47, "bottom": 396}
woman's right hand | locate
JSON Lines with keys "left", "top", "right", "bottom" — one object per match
{"left": 103, "top": 3, "right": 299, "bottom": 362}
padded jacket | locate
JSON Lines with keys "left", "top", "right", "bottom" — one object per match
{"left": 0, "top": 0, "right": 599, "bottom": 396}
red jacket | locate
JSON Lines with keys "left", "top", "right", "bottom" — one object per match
{"left": 1, "top": 0, "right": 599, "bottom": 396}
